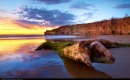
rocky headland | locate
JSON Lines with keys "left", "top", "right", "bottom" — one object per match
{"left": 44, "top": 17, "right": 130, "bottom": 36}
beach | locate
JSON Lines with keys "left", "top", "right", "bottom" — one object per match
{"left": 74, "top": 35, "right": 130, "bottom": 43}
{"left": 35, "top": 35, "right": 130, "bottom": 78}
{"left": 0, "top": 35, "right": 130, "bottom": 78}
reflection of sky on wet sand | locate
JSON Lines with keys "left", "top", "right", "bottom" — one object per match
{"left": 0, "top": 38, "right": 72, "bottom": 78}
{"left": 0, "top": 38, "right": 46, "bottom": 63}
{"left": 0, "top": 39, "right": 46, "bottom": 55}
{"left": 0, "top": 37, "right": 116, "bottom": 78}
{"left": 0, "top": 50, "right": 71, "bottom": 78}
{"left": 1, "top": 36, "right": 130, "bottom": 78}
{"left": 0, "top": 38, "right": 43, "bottom": 78}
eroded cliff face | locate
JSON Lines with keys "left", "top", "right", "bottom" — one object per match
{"left": 44, "top": 17, "right": 130, "bottom": 35}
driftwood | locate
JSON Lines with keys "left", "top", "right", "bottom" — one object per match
{"left": 62, "top": 39, "right": 115, "bottom": 66}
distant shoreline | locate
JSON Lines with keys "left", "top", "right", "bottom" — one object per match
{"left": 0, "top": 34, "right": 44, "bottom": 37}
{"left": 0, "top": 35, "right": 83, "bottom": 40}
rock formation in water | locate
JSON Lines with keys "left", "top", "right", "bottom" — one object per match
{"left": 44, "top": 17, "right": 130, "bottom": 35}
{"left": 62, "top": 39, "right": 115, "bottom": 66}
{"left": 36, "top": 39, "right": 115, "bottom": 66}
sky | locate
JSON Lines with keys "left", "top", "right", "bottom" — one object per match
{"left": 0, "top": 0, "right": 130, "bottom": 35}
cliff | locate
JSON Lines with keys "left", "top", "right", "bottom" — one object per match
{"left": 44, "top": 17, "right": 130, "bottom": 36}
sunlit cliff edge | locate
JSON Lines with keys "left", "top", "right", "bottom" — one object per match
{"left": 44, "top": 17, "right": 130, "bottom": 36}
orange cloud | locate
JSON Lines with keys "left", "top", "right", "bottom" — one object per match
{"left": 0, "top": 18, "right": 57, "bottom": 35}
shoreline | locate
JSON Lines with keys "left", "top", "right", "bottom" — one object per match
{"left": 0, "top": 35, "right": 130, "bottom": 78}
{"left": 73, "top": 35, "right": 130, "bottom": 44}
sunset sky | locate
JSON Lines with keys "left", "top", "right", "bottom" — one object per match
{"left": 0, "top": 0, "right": 130, "bottom": 35}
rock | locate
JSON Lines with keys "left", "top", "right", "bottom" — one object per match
{"left": 89, "top": 41, "right": 115, "bottom": 63}
{"left": 62, "top": 39, "right": 115, "bottom": 66}
{"left": 44, "top": 17, "right": 130, "bottom": 35}
{"left": 62, "top": 42, "right": 92, "bottom": 66}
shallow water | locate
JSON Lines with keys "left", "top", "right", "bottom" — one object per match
{"left": 0, "top": 35, "right": 130, "bottom": 78}
{"left": 92, "top": 47, "right": 130, "bottom": 78}
{"left": 0, "top": 35, "right": 78, "bottom": 78}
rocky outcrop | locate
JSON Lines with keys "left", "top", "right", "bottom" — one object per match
{"left": 44, "top": 17, "right": 130, "bottom": 35}
{"left": 62, "top": 39, "right": 115, "bottom": 66}
{"left": 35, "top": 39, "right": 115, "bottom": 66}
{"left": 62, "top": 41, "right": 92, "bottom": 66}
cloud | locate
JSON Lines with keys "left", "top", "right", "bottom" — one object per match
{"left": 81, "top": 13, "right": 94, "bottom": 22}
{"left": 14, "top": 20, "right": 37, "bottom": 29}
{"left": 0, "top": 18, "right": 33, "bottom": 29}
{"left": 32, "top": 0, "right": 71, "bottom": 5}
{"left": 69, "top": 2, "right": 95, "bottom": 10}
{"left": 18, "top": 6, "right": 75, "bottom": 27}
{"left": 0, "top": 9, "right": 19, "bottom": 19}
{"left": 0, "top": 9, "right": 9, "bottom": 13}
{"left": 0, "top": 9, "right": 10, "bottom": 17}
{"left": 74, "top": 12, "right": 94, "bottom": 24}
{"left": 83, "top": 13, "right": 94, "bottom": 19}
{"left": 113, "top": 3, "right": 130, "bottom": 9}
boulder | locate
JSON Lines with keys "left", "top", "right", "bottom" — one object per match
{"left": 62, "top": 39, "right": 115, "bottom": 66}
{"left": 63, "top": 42, "right": 92, "bottom": 66}
{"left": 89, "top": 41, "right": 115, "bottom": 63}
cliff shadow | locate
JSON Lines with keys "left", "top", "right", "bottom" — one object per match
{"left": 59, "top": 56, "right": 112, "bottom": 78}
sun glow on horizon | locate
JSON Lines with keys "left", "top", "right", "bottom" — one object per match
{"left": 0, "top": 18, "right": 55, "bottom": 35}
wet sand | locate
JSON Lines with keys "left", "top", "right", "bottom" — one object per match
{"left": 42, "top": 35, "right": 130, "bottom": 78}
{"left": 38, "top": 47, "right": 130, "bottom": 78}
{"left": 0, "top": 50, "right": 72, "bottom": 78}
{"left": 98, "top": 35, "right": 130, "bottom": 43}
{"left": 74, "top": 35, "right": 130, "bottom": 43}
{"left": 5, "top": 47, "right": 129, "bottom": 78}
{"left": 71, "top": 35, "right": 130, "bottom": 78}
{"left": 93, "top": 47, "right": 130, "bottom": 78}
